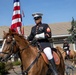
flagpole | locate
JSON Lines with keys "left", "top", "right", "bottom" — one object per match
{"left": 19, "top": 0, "right": 25, "bottom": 35}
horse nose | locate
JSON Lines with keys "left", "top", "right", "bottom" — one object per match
{"left": 0, "top": 57, "right": 6, "bottom": 62}
{"left": 0, "top": 56, "right": 6, "bottom": 62}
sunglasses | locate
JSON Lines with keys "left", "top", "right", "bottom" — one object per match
{"left": 34, "top": 16, "right": 42, "bottom": 20}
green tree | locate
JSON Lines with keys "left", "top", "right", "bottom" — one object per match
{"left": 68, "top": 17, "right": 76, "bottom": 43}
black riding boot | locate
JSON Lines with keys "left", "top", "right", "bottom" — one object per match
{"left": 49, "top": 58, "right": 58, "bottom": 75}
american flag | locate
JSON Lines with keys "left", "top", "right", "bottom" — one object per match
{"left": 22, "top": 10, "right": 25, "bottom": 17}
{"left": 10, "top": 0, "right": 22, "bottom": 33}
{"left": 21, "top": 10, "right": 25, "bottom": 35}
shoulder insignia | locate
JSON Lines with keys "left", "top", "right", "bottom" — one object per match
{"left": 46, "top": 27, "right": 51, "bottom": 32}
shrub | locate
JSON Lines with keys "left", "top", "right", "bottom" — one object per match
{"left": 0, "top": 62, "right": 8, "bottom": 75}
{"left": 0, "top": 60, "right": 21, "bottom": 75}
{"left": 12, "top": 61, "right": 21, "bottom": 66}
{"left": 5, "top": 62, "right": 13, "bottom": 70}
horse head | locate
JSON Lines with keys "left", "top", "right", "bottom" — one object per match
{"left": 0, "top": 29, "right": 20, "bottom": 62}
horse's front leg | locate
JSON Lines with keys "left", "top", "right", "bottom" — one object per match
{"left": 20, "top": 64, "right": 25, "bottom": 75}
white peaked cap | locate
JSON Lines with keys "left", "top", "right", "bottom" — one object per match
{"left": 32, "top": 12, "right": 43, "bottom": 18}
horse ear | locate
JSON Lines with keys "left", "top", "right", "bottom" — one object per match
{"left": 3, "top": 31, "right": 7, "bottom": 39}
{"left": 3, "top": 31, "right": 7, "bottom": 35}
{"left": 9, "top": 28, "right": 13, "bottom": 34}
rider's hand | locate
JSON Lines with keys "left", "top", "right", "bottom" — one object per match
{"left": 31, "top": 38, "right": 37, "bottom": 45}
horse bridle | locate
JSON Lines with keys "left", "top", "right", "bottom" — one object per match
{"left": 0, "top": 37, "right": 31, "bottom": 62}
{"left": 0, "top": 40, "right": 16, "bottom": 62}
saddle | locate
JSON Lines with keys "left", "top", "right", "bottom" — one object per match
{"left": 41, "top": 48, "right": 60, "bottom": 65}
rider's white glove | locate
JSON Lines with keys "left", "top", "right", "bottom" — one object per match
{"left": 35, "top": 33, "right": 45, "bottom": 39}
{"left": 64, "top": 47, "right": 68, "bottom": 49}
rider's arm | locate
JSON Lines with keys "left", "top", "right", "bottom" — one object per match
{"left": 27, "top": 27, "right": 34, "bottom": 41}
{"left": 44, "top": 24, "right": 52, "bottom": 39}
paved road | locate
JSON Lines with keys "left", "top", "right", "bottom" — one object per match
{"left": 7, "top": 60, "right": 76, "bottom": 75}
{"left": 65, "top": 60, "right": 76, "bottom": 75}
{"left": 7, "top": 66, "right": 22, "bottom": 75}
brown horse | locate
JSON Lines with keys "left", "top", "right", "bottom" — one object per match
{"left": 0, "top": 29, "right": 65, "bottom": 75}
{"left": 56, "top": 46, "right": 76, "bottom": 66}
{"left": 69, "top": 50, "right": 76, "bottom": 59}
{"left": 56, "top": 46, "right": 66, "bottom": 60}
{"left": 69, "top": 49, "right": 76, "bottom": 66}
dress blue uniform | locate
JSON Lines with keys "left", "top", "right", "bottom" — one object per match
{"left": 28, "top": 23, "right": 51, "bottom": 49}
{"left": 27, "top": 12, "right": 58, "bottom": 75}
{"left": 63, "top": 39, "right": 70, "bottom": 58}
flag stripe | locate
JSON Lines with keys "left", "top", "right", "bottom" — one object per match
{"left": 12, "top": 18, "right": 22, "bottom": 24}
{"left": 12, "top": 14, "right": 21, "bottom": 20}
{"left": 13, "top": 10, "right": 20, "bottom": 16}
{"left": 13, "top": 6, "right": 20, "bottom": 11}
{"left": 11, "top": 22, "right": 22, "bottom": 28}
{"left": 14, "top": 2, "right": 20, "bottom": 7}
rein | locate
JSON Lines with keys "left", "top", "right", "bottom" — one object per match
{"left": 0, "top": 52, "right": 9, "bottom": 54}
{"left": 9, "top": 40, "right": 41, "bottom": 75}
{"left": 23, "top": 52, "right": 41, "bottom": 75}
{"left": 17, "top": 41, "right": 41, "bottom": 75}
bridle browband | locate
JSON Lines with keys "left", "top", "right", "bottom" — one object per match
{"left": 0, "top": 40, "right": 16, "bottom": 62}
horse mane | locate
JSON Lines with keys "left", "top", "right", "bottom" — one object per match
{"left": 12, "top": 32, "right": 29, "bottom": 44}
{"left": 3, "top": 29, "right": 28, "bottom": 44}
{"left": 56, "top": 46, "right": 62, "bottom": 50}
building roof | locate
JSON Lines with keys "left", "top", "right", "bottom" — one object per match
{"left": 50, "top": 22, "right": 71, "bottom": 36}
{"left": 0, "top": 22, "right": 71, "bottom": 39}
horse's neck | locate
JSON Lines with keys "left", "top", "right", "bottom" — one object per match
{"left": 20, "top": 45, "right": 38, "bottom": 70}
{"left": 14, "top": 36, "right": 38, "bottom": 66}
{"left": 15, "top": 36, "right": 29, "bottom": 49}
{"left": 16, "top": 39, "right": 37, "bottom": 58}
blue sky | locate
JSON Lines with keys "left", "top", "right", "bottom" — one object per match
{"left": 0, "top": 0, "right": 76, "bottom": 26}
